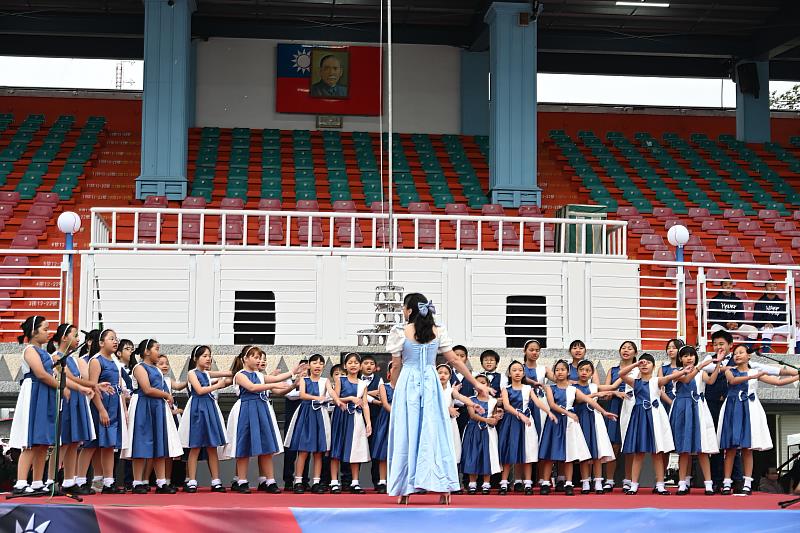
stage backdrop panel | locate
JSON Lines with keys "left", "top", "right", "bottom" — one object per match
{"left": 276, "top": 43, "right": 381, "bottom": 116}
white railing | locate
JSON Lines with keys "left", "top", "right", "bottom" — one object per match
{"left": 0, "top": 250, "right": 71, "bottom": 337}
{"left": 89, "top": 207, "right": 628, "bottom": 257}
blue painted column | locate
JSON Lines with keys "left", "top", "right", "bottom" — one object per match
{"left": 485, "top": 2, "right": 540, "bottom": 207}
{"left": 735, "top": 60, "right": 771, "bottom": 144}
{"left": 136, "top": 0, "right": 196, "bottom": 200}
{"left": 460, "top": 51, "right": 490, "bottom": 136}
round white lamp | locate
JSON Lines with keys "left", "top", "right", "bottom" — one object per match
{"left": 667, "top": 224, "right": 690, "bottom": 262}
{"left": 57, "top": 211, "right": 82, "bottom": 235}
{"left": 58, "top": 211, "right": 81, "bottom": 324}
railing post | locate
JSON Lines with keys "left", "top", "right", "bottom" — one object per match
{"left": 697, "top": 267, "right": 706, "bottom": 349}
{"left": 786, "top": 270, "right": 796, "bottom": 355}
{"left": 677, "top": 261, "right": 687, "bottom": 343}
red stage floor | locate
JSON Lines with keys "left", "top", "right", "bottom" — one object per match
{"left": 4, "top": 490, "right": 792, "bottom": 510}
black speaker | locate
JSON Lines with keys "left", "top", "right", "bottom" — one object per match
{"left": 504, "top": 295, "right": 547, "bottom": 349}
{"left": 233, "top": 290, "right": 276, "bottom": 345}
{"left": 736, "top": 62, "right": 760, "bottom": 99}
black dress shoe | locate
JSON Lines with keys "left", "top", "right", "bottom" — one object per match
{"left": 481, "top": 486, "right": 491, "bottom": 495}
{"left": 265, "top": 483, "right": 282, "bottom": 494}
{"left": 652, "top": 487, "right": 671, "bottom": 496}
{"left": 539, "top": 484, "right": 551, "bottom": 495}
{"left": 293, "top": 483, "right": 305, "bottom": 494}
{"left": 676, "top": 487, "right": 689, "bottom": 496}
{"left": 211, "top": 484, "right": 226, "bottom": 493}
{"left": 310, "top": 483, "right": 325, "bottom": 494}
{"left": 624, "top": 488, "right": 639, "bottom": 495}
{"left": 77, "top": 483, "right": 96, "bottom": 495}
{"left": 233, "top": 482, "right": 251, "bottom": 494}
{"left": 564, "top": 485, "right": 575, "bottom": 496}
{"left": 498, "top": 485, "right": 508, "bottom": 495}
{"left": 555, "top": 479, "right": 565, "bottom": 492}
{"left": 375, "top": 483, "right": 387, "bottom": 494}
{"left": 467, "top": 486, "right": 477, "bottom": 495}
{"left": 156, "top": 484, "right": 177, "bottom": 494}
{"left": 581, "top": 487, "right": 591, "bottom": 495}
{"left": 11, "top": 486, "right": 33, "bottom": 496}
{"left": 513, "top": 481, "right": 524, "bottom": 493}
{"left": 184, "top": 484, "right": 198, "bottom": 493}
{"left": 524, "top": 485, "right": 534, "bottom": 495}
{"left": 132, "top": 484, "right": 149, "bottom": 494}
{"left": 704, "top": 489, "right": 715, "bottom": 496}
{"left": 101, "top": 483, "right": 126, "bottom": 494}
{"left": 348, "top": 484, "right": 366, "bottom": 494}
{"left": 330, "top": 484, "right": 341, "bottom": 494}
{"left": 595, "top": 488, "right": 605, "bottom": 495}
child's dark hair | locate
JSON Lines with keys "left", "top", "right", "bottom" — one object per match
{"left": 665, "top": 338, "right": 685, "bottom": 355}
{"left": 88, "top": 329, "right": 116, "bottom": 358}
{"left": 731, "top": 343, "right": 753, "bottom": 356}
{"left": 677, "top": 345, "right": 699, "bottom": 367}
{"left": 134, "top": 338, "right": 158, "bottom": 360}
{"left": 436, "top": 363, "right": 452, "bottom": 374}
{"left": 361, "top": 354, "right": 376, "bottom": 364}
{"left": 330, "top": 364, "right": 343, "bottom": 377}
{"left": 308, "top": 353, "right": 325, "bottom": 364}
{"left": 187, "top": 345, "right": 211, "bottom": 371}
{"left": 480, "top": 349, "right": 500, "bottom": 363}
{"left": 523, "top": 339, "right": 541, "bottom": 351}
{"left": 230, "top": 345, "right": 253, "bottom": 374}
{"left": 569, "top": 339, "right": 586, "bottom": 351}
{"left": 553, "top": 359, "right": 569, "bottom": 372}
{"left": 619, "top": 340, "right": 638, "bottom": 362}
{"left": 117, "top": 339, "right": 136, "bottom": 370}
{"left": 452, "top": 345, "right": 468, "bottom": 355}
{"left": 710, "top": 329, "right": 734, "bottom": 345}
{"left": 639, "top": 353, "right": 656, "bottom": 365}
{"left": 79, "top": 329, "right": 100, "bottom": 357}
{"left": 343, "top": 352, "right": 362, "bottom": 366}
{"left": 47, "top": 322, "right": 74, "bottom": 353}
{"left": 18, "top": 316, "right": 45, "bottom": 345}
{"left": 403, "top": 292, "right": 436, "bottom": 344}
{"left": 474, "top": 373, "right": 489, "bottom": 384}
{"left": 506, "top": 359, "right": 524, "bottom": 376}
{"left": 576, "top": 359, "right": 595, "bottom": 375}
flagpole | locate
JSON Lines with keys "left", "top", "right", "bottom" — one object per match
{"left": 386, "top": 0, "right": 394, "bottom": 286}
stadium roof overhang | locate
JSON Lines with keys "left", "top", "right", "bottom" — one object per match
{"left": 0, "top": 0, "right": 798, "bottom": 80}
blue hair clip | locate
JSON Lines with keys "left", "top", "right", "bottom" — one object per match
{"left": 417, "top": 300, "right": 436, "bottom": 317}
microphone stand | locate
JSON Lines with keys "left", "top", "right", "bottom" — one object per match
{"left": 6, "top": 340, "right": 88, "bottom": 502}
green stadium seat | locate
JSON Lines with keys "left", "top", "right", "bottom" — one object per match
{"left": 231, "top": 138, "right": 250, "bottom": 149}
{"left": 327, "top": 170, "right": 348, "bottom": 183}
{"left": 261, "top": 188, "right": 282, "bottom": 200}
{"left": 231, "top": 128, "right": 251, "bottom": 139}
{"left": 294, "top": 139, "right": 312, "bottom": 150}
{"left": 432, "top": 193, "right": 454, "bottom": 209}
{"left": 295, "top": 181, "right": 316, "bottom": 193}
{"left": 429, "top": 183, "right": 451, "bottom": 196}
{"left": 330, "top": 190, "right": 352, "bottom": 202}
{"left": 262, "top": 129, "right": 280, "bottom": 140}
{"left": 397, "top": 183, "right": 417, "bottom": 195}
{"left": 466, "top": 195, "right": 488, "bottom": 209}
{"left": 225, "top": 189, "right": 247, "bottom": 201}
{"left": 263, "top": 137, "right": 280, "bottom": 149}
{"left": 329, "top": 181, "right": 350, "bottom": 193}
{"left": 360, "top": 171, "right": 379, "bottom": 183}
{"left": 363, "top": 182, "right": 382, "bottom": 194}
{"left": 51, "top": 184, "right": 74, "bottom": 200}
{"left": 18, "top": 173, "right": 43, "bottom": 187}
{"left": 364, "top": 191, "right": 383, "bottom": 206}
{"left": 295, "top": 190, "right": 317, "bottom": 201}
{"left": 227, "top": 177, "right": 248, "bottom": 190}
{"left": 228, "top": 168, "right": 248, "bottom": 179}
{"left": 229, "top": 156, "right": 250, "bottom": 169}
{"left": 295, "top": 156, "right": 314, "bottom": 170}
{"left": 295, "top": 169, "right": 314, "bottom": 181}
{"left": 16, "top": 183, "right": 38, "bottom": 200}
{"left": 630, "top": 198, "right": 653, "bottom": 213}
{"left": 192, "top": 177, "right": 214, "bottom": 191}
{"left": 398, "top": 191, "right": 420, "bottom": 207}
{"left": 262, "top": 154, "right": 281, "bottom": 169}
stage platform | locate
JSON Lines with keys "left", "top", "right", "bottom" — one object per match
{"left": 1, "top": 492, "right": 798, "bottom": 532}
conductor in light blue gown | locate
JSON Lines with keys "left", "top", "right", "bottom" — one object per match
{"left": 386, "top": 293, "right": 490, "bottom": 503}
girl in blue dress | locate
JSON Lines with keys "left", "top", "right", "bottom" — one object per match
{"left": 717, "top": 344, "right": 799, "bottom": 495}
{"left": 48, "top": 323, "right": 97, "bottom": 495}
{"left": 123, "top": 338, "right": 183, "bottom": 494}
{"left": 387, "top": 293, "right": 490, "bottom": 504}
{"left": 521, "top": 339, "right": 552, "bottom": 439}
{"left": 284, "top": 353, "right": 334, "bottom": 494}
{"left": 538, "top": 360, "right": 616, "bottom": 495}
{"left": 620, "top": 353, "right": 685, "bottom": 495}
{"left": 178, "top": 345, "right": 231, "bottom": 493}
{"left": 602, "top": 340, "right": 636, "bottom": 492}
{"left": 658, "top": 338, "right": 684, "bottom": 414}
{"left": 566, "top": 340, "right": 599, "bottom": 385}
{"left": 329, "top": 352, "right": 372, "bottom": 494}
{"left": 461, "top": 374, "right": 501, "bottom": 495}
{"left": 371, "top": 362, "right": 394, "bottom": 494}
{"left": 499, "top": 360, "right": 555, "bottom": 495}
{"left": 669, "top": 345, "right": 721, "bottom": 496}
{"left": 76, "top": 329, "right": 128, "bottom": 495}
{"left": 223, "top": 346, "right": 302, "bottom": 494}
{"left": 9, "top": 316, "right": 58, "bottom": 495}
{"left": 574, "top": 360, "right": 621, "bottom": 494}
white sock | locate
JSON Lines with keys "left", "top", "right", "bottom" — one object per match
{"left": 313, "top": 478, "right": 321, "bottom": 484}
{"left": 704, "top": 480, "right": 713, "bottom": 491}
{"left": 685, "top": 475, "right": 692, "bottom": 485}
{"left": 500, "top": 480, "right": 509, "bottom": 488}
{"left": 156, "top": 478, "right": 167, "bottom": 488}
{"left": 630, "top": 481, "right": 639, "bottom": 492}
{"left": 351, "top": 479, "right": 359, "bottom": 487}
{"left": 294, "top": 476, "right": 302, "bottom": 484}
{"left": 656, "top": 481, "right": 665, "bottom": 491}
{"left": 93, "top": 476, "right": 103, "bottom": 483}
{"left": 723, "top": 478, "right": 732, "bottom": 488}
{"left": 623, "top": 478, "right": 631, "bottom": 488}
{"left": 468, "top": 482, "right": 477, "bottom": 489}
{"left": 238, "top": 479, "right": 248, "bottom": 486}
{"left": 187, "top": 479, "right": 197, "bottom": 487}
{"left": 678, "top": 480, "right": 687, "bottom": 490}
{"left": 232, "top": 476, "right": 239, "bottom": 483}
{"left": 258, "top": 476, "right": 267, "bottom": 484}
{"left": 595, "top": 478, "right": 604, "bottom": 491}
{"left": 14, "top": 480, "right": 28, "bottom": 489}
{"left": 133, "top": 480, "right": 144, "bottom": 486}
{"left": 103, "top": 477, "right": 114, "bottom": 487}
{"left": 330, "top": 479, "right": 339, "bottom": 486}
{"left": 581, "top": 479, "right": 590, "bottom": 491}
{"left": 540, "top": 479, "right": 551, "bottom": 486}
{"left": 524, "top": 479, "right": 533, "bottom": 488}
{"left": 211, "top": 479, "right": 221, "bottom": 486}
{"left": 378, "top": 479, "right": 386, "bottom": 484}
{"left": 62, "top": 479, "right": 75, "bottom": 488}
{"left": 514, "top": 479, "right": 522, "bottom": 485}
{"left": 605, "top": 479, "right": 615, "bottom": 486}
{"left": 564, "top": 480, "right": 573, "bottom": 487}
{"left": 266, "top": 478, "right": 276, "bottom": 485}
{"left": 76, "top": 477, "right": 87, "bottom": 486}
{"left": 743, "top": 476, "right": 753, "bottom": 489}
{"left": 45, "top": 479, "right": 54, "bottom": 486}
{"left": 481, "top": 482, "right": 491, "bottom": 489}
{"left": 30, "top": 480, "right": 44, "bottom": 489}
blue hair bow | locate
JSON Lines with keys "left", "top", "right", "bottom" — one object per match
{"left": 417, "top": 300, "right": 436, "bottom": 317}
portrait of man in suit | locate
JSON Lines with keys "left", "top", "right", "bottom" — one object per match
{"left": 310, "top": 49, "right": 349, "bottom": 98}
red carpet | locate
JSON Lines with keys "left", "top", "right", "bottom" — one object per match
{"left": 4, "top": 489, "right": 792, "bottom": 510}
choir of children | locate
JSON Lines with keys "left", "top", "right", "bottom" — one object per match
{"left": 9, "top": 315, "right": 799, "bottom": 496}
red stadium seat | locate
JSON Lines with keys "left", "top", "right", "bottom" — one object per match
{"left": 218, "top": 221, "right": 244, "bottom": 244}
{"left": 691, "top": 250, "right": 716, "bottom": 263}
{"left": 142, "top": 195, "right": 168, "bottom": 208}
{"left": 337, "top": 223, "right": 364, "bottom": 245}
{"left": 774, "top": 220, "right": 800, "bottom": 236}
{"left": 18, "top": 218, "right": 47, "bottom": 236}
{"left": 737, "top": 220, "right": 765, "bottom": 236}
{"left": 457, "top": 225, "right": 479, "bottom": 248}
{"left": 616, "top": 206, "right": 640, "bottom": 220}
{"left": 705, "top": 268, "right": 730, "bottom": 284}
{"left": 258, "top": 198, "right": 282, "bottom": 211}
{"left": 2, "top": 256, "right": 29, "bottom": 274}
{"left": 28, "top": 204, "right": 53, "bottom": 220}
{"left": 370, "top": 201, "right": 389, "bottom": 213}
{"left": 663, "top": 218, "right": 682, "bottom": 230}
{"left": 794, "top": 210, "right": 800, "bottom": 221}
{"left": 700, "top": 220, "right": 728, "bottom": 235}
{"left": 181, "top": 196, "right": 207, "bottom": 209}
{"left": 33, "top": 192, "right": 59, "bottom": 207}
{"left": 730, "top": 251, "right": 755, "bottom": 264}
{"left": 0, "top": 276, "right": 20, "bottom": 291}
{"left": 685, "top": 285, "right": 698, "bottom": 305}
{"left": 770, "top": 252, "right": 795, "bottom": 265}
{"left": 532, "top": 227, "right": 555, "bottom": 251}
{"left": 627, "top": 218, "right": 653, "bottom": 234}
{"left": 482, "top": 204, "right": 506, "bottom": 230}
{"left": 688, "top": 207, "right": 713, "bottom": 221}
{"left": 640, "top": 234, "right": 668, "bottom": 251}
{"left": 494, "top": 226, "right": 520, "bottom": 245}
{"left": 296, "top": 199, "right": 319, "bottom": 211}
{"left": 652, "top": 207, "right": 675, "bottom": 220}
{"left": 138, "top": 220, "right": 158, "bottom": 243}
{"left": 332, "top": 200, "right": 357, "bottom": 212}
{"left": 757, "top": 209, "right": 782, "bottom": 224}
{"left": 746, "top": 269, "right": 772, "bottom": 286}
{"left": 445, "top": 203, "right": 469, "bottom": 216}
{"left": 684, "top": 235, "right": 706, "bottom": 252}
{"left": 716, "top": 235, "right": 744, "bottom": 252}
{"left": 0, "top": 204, "right": 13, "bottom": 220}
{"left": 518, "top": 205, "right": 543, "bottom": 218}
{"left": 723, "top": 208, "right": 748, "bottom": 222}
{"left": 753, "top": 236, "right": 783, "bottom": 253}
{"left": 10, "top": 234, "right": 38, "bottom": 248}
{"left": 0, "top": 191, "right": 20, "bottom": 207}
{"left": 652, "top": 250, "right": 675, "bottom": 262}
{"left": 792, "top": 237, "right": 800, "bottom": 251}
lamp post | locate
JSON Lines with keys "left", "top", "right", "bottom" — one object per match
{"left": 667, "top": 224, "right": 690, "bottom": 341}
{"left": 57, "top": 211, "right": 81, "bottom": 324}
